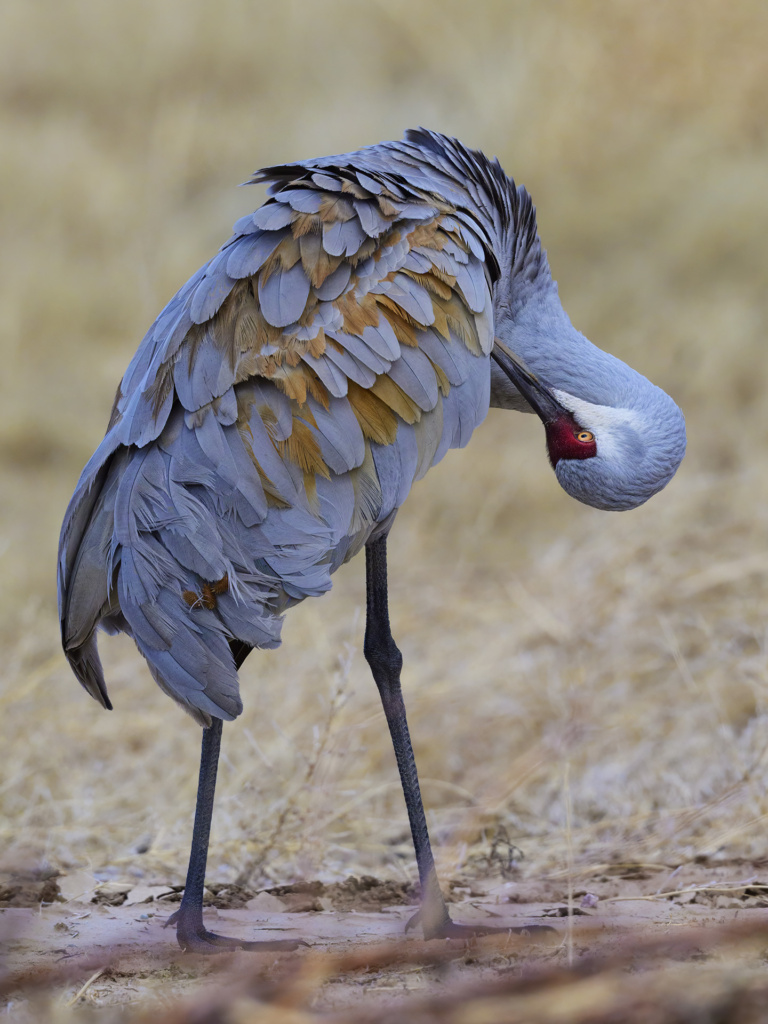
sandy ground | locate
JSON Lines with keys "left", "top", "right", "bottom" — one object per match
{"left": 4, "top": 858, "right": 768, "bottom": 1020}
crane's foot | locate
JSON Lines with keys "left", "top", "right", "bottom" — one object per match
{"left": 407, "top": 910, "right": 556, "bottom": 941}
{"left": 165, "top": 908, "right": 305, "bottom": 955}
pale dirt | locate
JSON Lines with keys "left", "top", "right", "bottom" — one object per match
{"left": 4, "top": 860, "right": 768, "bottom": 1019}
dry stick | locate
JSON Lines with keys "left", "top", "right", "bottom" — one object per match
{"left": 601, "top": 882, "right": 768, "bottom": 904}
{"left": 63, "top": 967, "right": 104, "bottom": 1008}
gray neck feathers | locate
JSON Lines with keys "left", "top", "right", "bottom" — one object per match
{"left": 498, "top": 293, "right": 652, "bottom": 411}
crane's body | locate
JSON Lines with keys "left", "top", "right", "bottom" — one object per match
{"left": 58, "top": 131, "right": 686, "bottom": 950}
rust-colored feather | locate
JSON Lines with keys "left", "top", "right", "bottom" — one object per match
{"left": 427, "top": 358, "right": 451, "bottom": 397}
{"left": 302, "top": 469, "right": 319, "bottom": 511}
{"left": 431, "top": 292, "right": 482, "bottom": 356}
{"left": 146, "top": 360, "right": 176, "bottom": 419}
{"left": 376, "top": 227, "right": 402, "bottom": 252}
{"left": 296, "top": 296, "right": 321, "bottom": 329}
{"left": 273, "top": 365, "right": 308, "bottom": 405}
{"left": 406, "top": 220, "right": 446, "bottom": 250}
{"left": 347, "top": 381, "right": 399, "bottom": 445}
{"left": 234, "top": 301, "right": 268, "bottom": 355}
{"left": 182, "top": 322, "right": 207, "bottom": 374}
{"left": 402, "top": 268, "right": 453, "bottom": 302}
{"left": 375, "top": 296, "right": 420, "bottom": 347}
{"left": 370, "top": 374, "right": 422, "bottom": 424}
{"left": 298, "top": 232, "right": 342, "bottom": 287}
{"left": 348, "top": 236, "right": 378, "bottom": 266}
{"left": 307, "top": 330, "right": 326, "bottom": 359}
{"left": 181, "top": 574, "right": 229, "bottom": 612}
{"left": 304, "top": 370, "right": 330, "bottom": 408}
{"left": 278, "top": 417, "right": 331, "bottom": 479}
{"left": 376, "top": 196, "right": 399, "bottom": 218}
{"left": 291, "top": 212, "right": 322, "bottom": 238}
{"left": 426, "top": 263, "right": 457, "bottom": 289}
{"left": 256, "top": 403, "right": 281, "bottom": 442}
{"left": 236, "top": 405, "right": 291, "bottom": 507}
{"left": 336, "top": 291, "right": 380, "bottom": 335}
{"left": 191, "top": 279, "right": 256, "bottom": 373}
{"left": 209, "top": 574, "right": 229, "bottom": 597}
{"left": 429, "top": 302, "right": 450, "bottom": 341}
{"left": 260, "top": 235, "right": 301, "bottom": 283}
{"left": 318, "top": 195, "right": 355, "bottom": 223}
{"left": 216, "top": 278, "right": 251, "bottom": 330}
{"left": 340, "top": 179, "right": 370, "bottom": 199}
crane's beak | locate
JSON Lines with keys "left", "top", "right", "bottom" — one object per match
{"left": 491, "top": 341, "right": 566, "bottom": 424}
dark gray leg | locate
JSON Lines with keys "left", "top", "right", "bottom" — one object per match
{"left": 364, "top": 535, "right": 451, "bottom": 938}
{"left": 169, "top": 641, "right": 301, "bottom": 954}
{"left": 365, "top": 536, "right": 553, "bottom": 941}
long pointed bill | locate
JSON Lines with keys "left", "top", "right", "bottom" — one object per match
{"left": 491, "top": 341, "right": 567, "bottom": 424}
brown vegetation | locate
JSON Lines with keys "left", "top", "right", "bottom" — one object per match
{"left": 1, "top": 1, "right": 767, "bottom": 1019}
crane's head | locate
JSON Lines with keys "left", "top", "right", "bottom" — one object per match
{"left": 491, "top": 342, "right": 686, "bottom": 512}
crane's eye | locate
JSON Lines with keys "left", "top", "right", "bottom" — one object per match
{"left": 576, "top": 430, "right": 594, "bottom": 443}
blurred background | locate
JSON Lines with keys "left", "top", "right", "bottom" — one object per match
{"left": 0, "top": 0, "right": 766, "bottom": 896}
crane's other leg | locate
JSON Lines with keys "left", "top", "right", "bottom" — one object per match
{"left": 171, "top": 640, "right": 301, "bottom": 954}
{"left": 365, "top": 537, "right": 552, "bottom": 941}
{"left": 364, "top": 536, "right": 453, "bottom": 938}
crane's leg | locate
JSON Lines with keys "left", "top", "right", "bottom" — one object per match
{"left": 169, "top": 641, "right": 301, "bottom": 954}
{"left": 365, "top": 536, "right": 552, "bottom": 941}
{"left": 364, "top": 536, "right": 451, "bottom": 938}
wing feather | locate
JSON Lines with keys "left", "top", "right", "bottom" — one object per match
{"left": 305, "top": 395, "right": 366, "bottom": 474}
{"left": 314, "top": 262, "right": 352, "bottom": 301}
{"left": 387, "top": 344, "right": 440, "bottom": 411}
{"left": 322, "top": 217, "right": 368, "bottom": 257}
{"left": 190, "top": 252, "right": 237, "bottom": 324}
{"left": 354, "top": 200, "right": 390, "bottom": 238}
{"left": 227, "top": 230, "right": 286, "bottom": 278}
{"left": 258, "top": 260, "right": 312, "bottom": 328}
{"left": 323, "top": 342, "right": 378, "bottom": 389}
{"left": 253, "top": 203, "right": 295, "bottom": 230}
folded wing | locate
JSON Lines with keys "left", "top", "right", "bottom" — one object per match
{"left": 58, "top": 158, "right": 496, "bottom": 723}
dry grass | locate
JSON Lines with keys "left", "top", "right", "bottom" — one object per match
{"left": 1, "top": 0, "right": 768, "bottom": 1019}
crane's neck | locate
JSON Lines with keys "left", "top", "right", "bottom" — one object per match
{"left": 491, "top": 272, "right": 648, "bottom": 415}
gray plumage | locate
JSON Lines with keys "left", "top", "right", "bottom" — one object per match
{"left": 59, "top": 129, "right": 686, "bottom": 726}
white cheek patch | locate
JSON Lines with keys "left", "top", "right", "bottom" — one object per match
{"left": 552, "top": 391, "right": 643, "bottom": 464}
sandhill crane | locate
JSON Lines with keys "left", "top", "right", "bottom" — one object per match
{"left": 58, "top": 130, "right": 686, "bottom": 952}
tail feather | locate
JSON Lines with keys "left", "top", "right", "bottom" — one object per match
{"left": 61, "top": 461, "right": 121, "bottom": 651}
{"left": 59, "top": 444, "right": 125, "bottom": 712}
{"left": 67, "top": 634, "right": 113, "bottom": 711}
